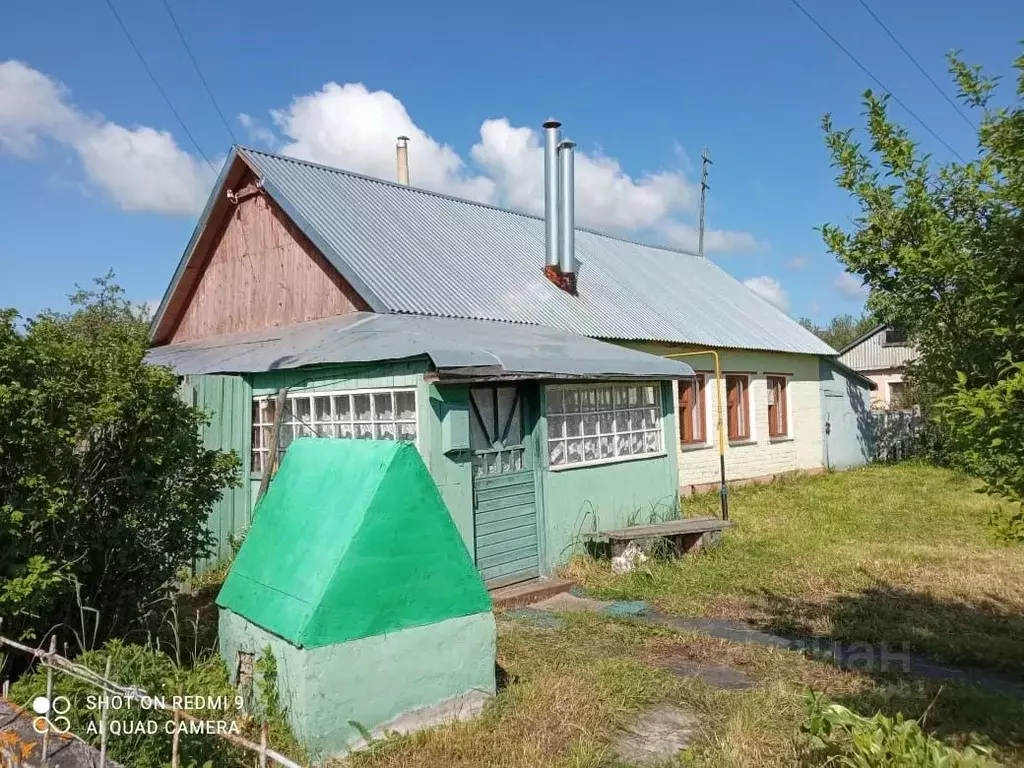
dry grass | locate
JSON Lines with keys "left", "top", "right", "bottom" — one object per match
{"left": 340, "top": 611, "right": 1024, "bottom": 767}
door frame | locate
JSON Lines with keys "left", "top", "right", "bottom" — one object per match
{"left": 468, "top": 381, "right": 547, "bottom": 586}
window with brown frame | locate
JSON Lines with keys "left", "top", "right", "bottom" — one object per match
{"left": 678, "top": 376, "right": 706, "bottom": 445}
{"left": 725, "top": 375, "right": 750, "bottom": 441}
{"left": 767, "top": 376, "right": 788, "bottom": 438}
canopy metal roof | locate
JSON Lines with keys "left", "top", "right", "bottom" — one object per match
{"left": 145, "top": 312, "right": 696, "bottom": 380}
{"left": 151, "top": 147, "right": 836, "bottom": 356}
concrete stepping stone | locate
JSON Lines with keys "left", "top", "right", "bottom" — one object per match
{"left": 652, "top": 656, "right": 755, "bottom": 690}
{"left": 614, "top": 703, "right": 698, "bottom": 765}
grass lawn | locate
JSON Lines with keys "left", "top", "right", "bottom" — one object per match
{"left": 571, "top": 462, "right": 1024, "bottom": 678}
{"left": 342, "top": 463, "right": 1024, "bottom": 767}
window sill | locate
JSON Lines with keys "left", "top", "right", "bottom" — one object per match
{"left": 680, "top": 441, "right": 713, "bottom": 452}
{"left": 728, "top": 438, "right": 757, "bottom": 447}
{"left": 769, "top": 436, "right": 795, "bottom": 444}
{"left": 548, "top": 451, "right": 667, "bottom": 472}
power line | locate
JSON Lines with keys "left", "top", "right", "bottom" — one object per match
{"left": 854, "top": 0, "right": 975, "bottom": 129}
{"left": 159, "top": 0, "right": 239, "bottom": 145}
{"left": 786, "top": 0, "right": 966, "bottom": 163}
{"left": 100, "top": 0, "right": 216, "bottom": 172}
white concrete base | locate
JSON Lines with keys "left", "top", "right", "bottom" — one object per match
{"left": 344, "top": 689, "right": 492, "bottom": 753}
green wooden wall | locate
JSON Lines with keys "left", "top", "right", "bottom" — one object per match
{"left": 180, "top": 374, "right": 253, "bottom": 569}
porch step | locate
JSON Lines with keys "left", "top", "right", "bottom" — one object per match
{"left": 490, "top": 578, "right": 573, "bottom": 610}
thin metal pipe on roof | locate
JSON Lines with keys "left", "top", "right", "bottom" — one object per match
{"left": 542, "top": 119, "right": 562, "bottom": 269}
{"left": 557, "top": 139, "right": 576, "bottom": 277}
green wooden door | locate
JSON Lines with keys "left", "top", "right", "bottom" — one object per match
{"left": 470, "top": 385, "right": 539, "bottom": 588}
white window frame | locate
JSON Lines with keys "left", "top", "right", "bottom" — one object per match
{"left": 250, "top": 386, "right": 418, "bottom": 474}
{"left": 545, "top": 382, "right": 665, "bottom": 471}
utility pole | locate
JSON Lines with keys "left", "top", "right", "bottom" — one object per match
{"left": 697, "top": 146, "right": 712, "bottom": 257}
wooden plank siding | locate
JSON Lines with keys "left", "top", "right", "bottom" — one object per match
{"left": 163, "top": 168, "right": 369, "bottom": 345}
{"left": 181, "top": 373, "right": 253, "bottom": 569}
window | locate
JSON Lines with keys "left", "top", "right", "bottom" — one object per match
{"left": 547, "top": 383, "right": 663, "bottom": 468}
{"left": 678, "top": 376, "right": 707, "bottom": 445}
{"left": 767, "top": 376, "right": 789, "bottom": 438}
{"left": 725, "top": 375, "right": 750, "bottom": 441}
{"left": 251, "top": 388, "right": 416, "bottom": 473}
{"left": 889, "top": 381, "right": 906, "bottom": 409}
{"left": 883, "top": 327, "right": 909, "bottom": 346}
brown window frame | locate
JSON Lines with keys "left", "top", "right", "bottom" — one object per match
{"left": 678, "top": 375, "right": 707, "bottom": 445}
{"left": 767, "top": 375, "right": 789, "bottom": 438}
{"left": 725, "top": 374, "right": 751, "bottom": 441}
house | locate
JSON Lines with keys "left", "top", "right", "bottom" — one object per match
{"left": 146, "top": 124, "right": 837, "bottom": 581}
{"left": 838, "top": 324, "right": 918, "bottom": 409}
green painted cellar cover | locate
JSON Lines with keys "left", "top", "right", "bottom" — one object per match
{"left": 217, "top": 439, "right": 491, "bottom": 648}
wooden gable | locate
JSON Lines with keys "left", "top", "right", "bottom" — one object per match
{"left": 152, "top": 161, "right": 369, "bottom": 346}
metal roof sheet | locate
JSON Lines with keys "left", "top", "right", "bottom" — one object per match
{"left": 145, "top": 312, "right": 696, "bottom": 379}
{"left": 236, "top": 148, "right": 835, "bottom": 356}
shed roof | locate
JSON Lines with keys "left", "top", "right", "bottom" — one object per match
{"left": 144, "top": 311, "right": 696, "bottom": 379}
{"left": 152, "top": 147, "right": 835, "bottom": 356}
{"left": 217, "top": 439, "right": 491, "bottom": 648}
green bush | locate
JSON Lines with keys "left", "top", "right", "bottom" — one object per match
{"left": 800, "top": 692, "right": 993, "bottom": 767}
{"left": 0, "top": 276, "right": 240, "bottom": 644}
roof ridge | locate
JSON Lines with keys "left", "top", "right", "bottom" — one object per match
{"left": 237, "top": 145, "right": 704, "bottom": 259}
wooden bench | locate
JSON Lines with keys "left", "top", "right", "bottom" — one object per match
{"left": 582, "top": 517, "right": 733, "bottom": 558}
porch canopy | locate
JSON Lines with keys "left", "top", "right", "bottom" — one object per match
{"left": 145, "top": 312, "right": 695, "bottom": 381}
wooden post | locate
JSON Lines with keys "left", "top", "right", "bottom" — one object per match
{"left": 259, "top": 720, "right": 269, "bottom": 768}
{"left": 171, "top": 709, "right": 181, "bottom": 767}
{"left": 99, "top": 656, "right": 112, "bottom": 767}
{"left": 255, "top": 388, "right": 289, "bottom": 505}
{"left": 41, "top": 635, "right": 57, "bottom": 762}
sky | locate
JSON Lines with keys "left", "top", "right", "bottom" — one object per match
{"left": 1, "top": 0, "right": 1021, "bottom": 324}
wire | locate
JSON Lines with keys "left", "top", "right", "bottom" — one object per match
{"left": 786, "top": 0, "right": 966, "bottom": 163}
{"left": 159, "top": 0, "right": 239, "bottom": 144}
{"left": 100, "top": 0, "right": 217, "bottom": 172}
{"left": 854, "top": 0, "right": 975, "bottom": 129}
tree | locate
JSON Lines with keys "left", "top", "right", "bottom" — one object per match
{"left": 798, "top": 313, "right": 878, "bottom": 350}
{"left": 820, "top": 48, "right": 1024, "bottom": 513}
{"left": 0, "top": 275, "right": 239, "bottom": 644}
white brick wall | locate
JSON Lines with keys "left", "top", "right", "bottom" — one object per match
{"left": 632, "top": 345, "right": 824, "bottom": 488}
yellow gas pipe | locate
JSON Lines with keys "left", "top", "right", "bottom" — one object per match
{"left": 663, "top": 350, "right": 729, "bottom": 521}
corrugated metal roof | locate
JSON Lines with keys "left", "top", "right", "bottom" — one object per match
{"left": 839, "top": 325, "right": 918, "bottom": 371}
{"left": 235, "top": 148, "right": 835, "bottom": 356}
{"left": 145, "top": 312, "right": 696, "bottom": 379}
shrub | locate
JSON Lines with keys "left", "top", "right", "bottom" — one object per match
{"left": 800, "top": 692, "right": 993, "bottom": 767}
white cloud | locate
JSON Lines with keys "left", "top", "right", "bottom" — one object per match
{"left": 0, "top": 60, "right": 214, "bottom": 215}
{"left": 835, "top": 271, "right": 869, "bottom": 299}
{"left": 743, "top": 276, "right": 789, "bottom": 313}
{"left": 787, "top": 254, "right": 807, "bottom": 269}
{"left": 272, "top": 82, "right": 496, "bottom": 203}
{"left": 1, "top": 62, "right": 765, "bottom": 250}
{"left": 237, "top": 112, "right": 277, "bottom": 147}
{"left": 659, "top": 221, "right": 763, "bottom": 254}
{"left": 266, "top": 82, "right": 761, "bottom": 252}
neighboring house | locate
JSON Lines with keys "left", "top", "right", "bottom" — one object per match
{"left": 838, "top": 324, "right": 919, "bottom": 409}
{"left": 146, "top": 136, "right": 836, "bottom": 581}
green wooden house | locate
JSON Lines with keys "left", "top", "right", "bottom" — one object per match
{"left": 145, "top": 136, "right": 833, "bottom": 587}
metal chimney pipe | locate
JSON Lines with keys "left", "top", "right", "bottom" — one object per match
{"left": 542, "top": 119, "right": 562, "bottom": 269}
{"left": 557, "top": 139, "right": 576, "bottom": 277}
{"left": 396, "top": 135, "right": 410, "bottom": 185}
